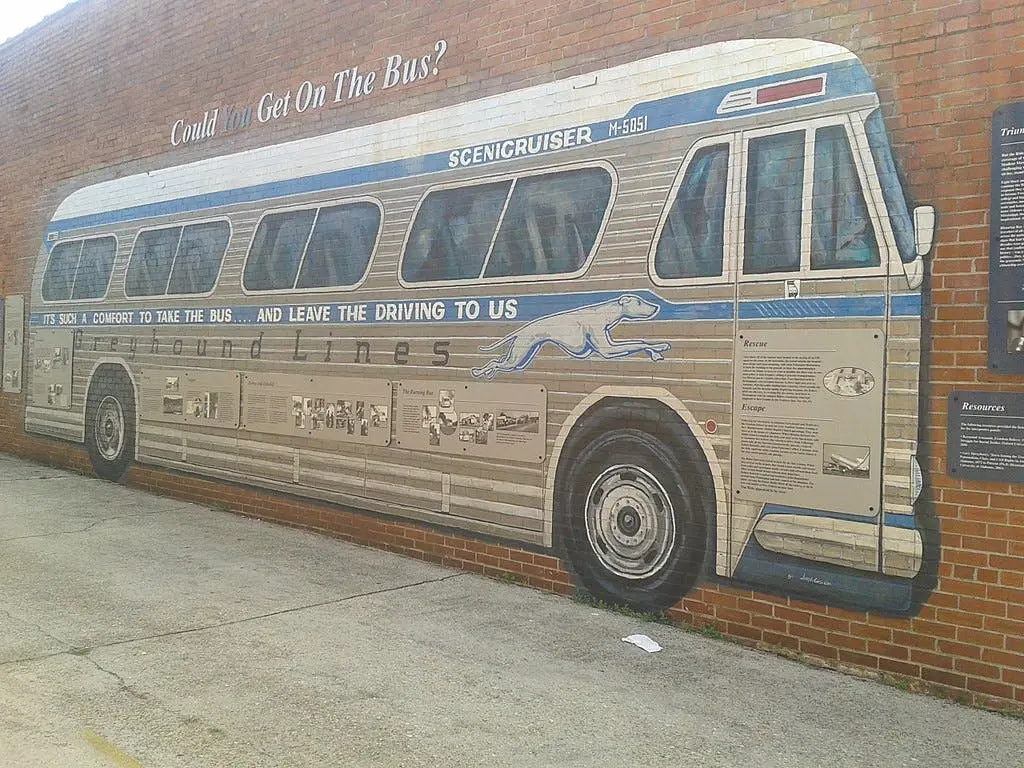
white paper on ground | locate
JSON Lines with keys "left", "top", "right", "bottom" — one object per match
{"left": 622, "top": 633, "right": 663, "bottom": 653}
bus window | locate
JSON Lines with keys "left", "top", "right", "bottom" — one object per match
{"left": 125, "top": 227, "right": 182, "bottom": 297}
{"left": 865, "top": 110, "right": 916, "bottom": 263}
{"left": 654, "top": 145, "right": 729, "bottom": 280}
{"left": 811, "top": 126, "right": 879, "bottom": 270}
{"left": 743, "top": 131, "right": 804, "bottom": 275}
{"left": 484, "top": 168, "right": 612, "bottom": 278}
{"left": 167, "top": 221, "right": 230, "bottom": 295}
{"left": 70, "top": 237, "right": 117, "bottom": 300}
{"left": 41, "top": 241, "right": 83, "bottom": 301}
{"left": 244, "top": 209, "right": 317, "bottom": 291}
{"left": 402, "top": 181, "right": 511, "bottom": 283}
{"left": 296, "top": 202, "right": 380, "bottom": 289}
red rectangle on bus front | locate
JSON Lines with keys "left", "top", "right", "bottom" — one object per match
{"left": 756, "top": 77, "right": 824, "bottom": 104}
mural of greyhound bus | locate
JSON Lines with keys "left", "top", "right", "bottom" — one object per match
{"left": 25, "top": 38, "right": 937, "bottom": 614}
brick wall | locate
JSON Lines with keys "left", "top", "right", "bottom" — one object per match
{"left": 2, "top": 0, "right": 1023, "bottom": 709}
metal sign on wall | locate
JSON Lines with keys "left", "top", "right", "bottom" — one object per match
{"left": 947, "top": 390, "right": 1024, "bottom": 483}
{"left": 990, "top": 103, "right": 1024, "bottom": 373}
{"left": 2, "top": 296, "right": 24, "bottom": 393}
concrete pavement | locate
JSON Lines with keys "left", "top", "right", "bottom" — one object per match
{"left": 0, "top": 452, "right": 1022, "bottom": 767}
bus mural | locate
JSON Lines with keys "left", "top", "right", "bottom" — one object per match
{"left": 24, "top": 38, "right": 937, "bottom": 614}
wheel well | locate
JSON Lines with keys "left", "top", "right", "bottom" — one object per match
{"left": 551, "top": 395, "right": 719, "bottom": 575}
{"left": 86, "top": 363, "right": 135, "bottom": 405}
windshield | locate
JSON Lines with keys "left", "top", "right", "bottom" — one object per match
{"left": 864, "top": 110, "right": 916, "bottom": 263}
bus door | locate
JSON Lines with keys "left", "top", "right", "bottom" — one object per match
{"left": 727, "top": 116, "right": 897, "bottom": 606}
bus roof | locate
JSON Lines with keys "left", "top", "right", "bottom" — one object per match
{"left": 49, "top": 38, "right": 863, "bottom": 234}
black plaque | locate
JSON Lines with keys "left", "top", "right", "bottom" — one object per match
{"left": 947, "top": 391, "right": 1024, "bottom": 483}
{"left": 990, "top": 104, "right": 1024, "bottom": 373}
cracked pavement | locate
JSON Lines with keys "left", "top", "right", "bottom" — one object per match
{"left": 1, "top": 453, "right": 1023, "bottom": 767}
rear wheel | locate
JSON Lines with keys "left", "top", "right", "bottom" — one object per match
{"left": 86, "top": 369, "right": 136, "bottom": 482}
{"left": 555, "top": 402, "right": 710, "bottom": 612}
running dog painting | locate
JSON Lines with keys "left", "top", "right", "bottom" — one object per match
{"left": 471, "top": 295, "right": 671, "bottom": 379}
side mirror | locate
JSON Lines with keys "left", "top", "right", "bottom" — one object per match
{"left": 913, "top": 205, "right": 936, "bottom": 257}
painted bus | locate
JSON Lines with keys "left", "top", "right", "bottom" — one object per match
{"left": 25, "top": 38, "right": 937, "bottom": 614}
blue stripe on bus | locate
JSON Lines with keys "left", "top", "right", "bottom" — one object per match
{"left": 759, "top": 504, "right": 918, "bottom": 530}
{"left": 29, "top": 290, "right": 907, "bottom": 328}
{"left": 758, "top": 503, "right": 879, "bottom": 526}
{"left": 739, "top": 295, "right": 886, "bottom": 319}
{"left": 883, "top": 512, "right": 917, "bottom": 529}
{"left": 47, "top": 60, "right": 872, "bottom": 236}
{"left": 890, "top": 292, "right": 922, "bottom": 317}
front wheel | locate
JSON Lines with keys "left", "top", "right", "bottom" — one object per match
{"left": 86, "top": 369, "right": 136, "bottom": 482}
{"left": 555, "top": 404, "right": 709, "bottom": 612}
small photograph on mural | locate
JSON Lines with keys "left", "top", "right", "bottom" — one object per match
{"left": 36, "top": 346, "right": 70, "bottom": 376}
{"left": 165, "top": 376, "right": 180, "bottom": 392}
{"left": 371, "top": 405, "right": 388, "bottom": 427}
{"left": 355, "top": 401, "right": 368, "bottom": 436}
{"left": 822, "top": 444, "right": 870, "bottom": 478}
{"left": 163, "top": 394, "right": 184, "bottom": 415}
{"left": 46, "top": 383, "right": 66, "bottom": 407}
{"left": 310, "top": 398, "right": 327, "bottom": 431}
{"left": 439, "top": 409, "right": 458, "bottom": 436}
{"left": 495, "top": 410, "right": 540, "bottom": 433}
{"left": 188, "top": 392, "right": 219, "bottom": 420}
{"left": 1008, "top": 310, "right": 1024, "bottom": 354}
{"left": 335, "top": 400, "right": 350, "bottom": 429}
{"left": 290, "top": 395, "right": 352, "bottom": 432}
{"left": 822, "top": 367, "right": 875, "bottom": 397}
{"left": 458, "top": 412, "right": 494, "bottom": 445}
{"left": 439, "top": 389, "right": 455, "bottom": 409}
{"left": 421, "top": 405, "right": 437, "bottom": 428}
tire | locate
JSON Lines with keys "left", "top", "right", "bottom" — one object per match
{"left": 86, "top": 368, "right": 136, "bottom": 482}
{"left": 555, "top": 401, "right": 710, "bottom": 613}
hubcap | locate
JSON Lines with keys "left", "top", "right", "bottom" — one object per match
{"left": 95, "top": 396, "right": 125, "bottom": 462}
{"left": 584, "top": 464, "right": 676, "bottom": 580}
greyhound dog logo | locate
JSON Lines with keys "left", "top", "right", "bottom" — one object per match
{"left": 471, "top": 294, "right": 671, "bottom": 380}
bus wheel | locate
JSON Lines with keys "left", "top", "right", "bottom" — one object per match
{"left": 86, "top": 368, "right": 136, "bottom": 482}
{"left": 555, "top": 405, "right": 708, "bottom": 613}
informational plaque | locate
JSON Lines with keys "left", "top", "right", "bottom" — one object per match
{"left": 990, "top": 103, "right": 1024, "bottom": 373}
{"left": 947, "top": 391, "right": 1024, "bottom": 483}
{"left": 394, "top": 380, "right": 547, "bottom": 463}
{"left": 138, "top": 368, "right": 240, "bottom": 428}
{"left": 240, "top": 372, "right": 391, "bottom": 446}
{"left": 2, "top": 295, "right": 24, "bottom": 393}
{"left": 732, "top": 328, "right": 885, "bottom": 515}
{"left": 29, "top": 329, "right": 73, "bottom": 409}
